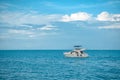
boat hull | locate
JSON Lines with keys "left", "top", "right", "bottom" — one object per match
{"left": 64, "top": 52, "right": 88, "bottom": 58}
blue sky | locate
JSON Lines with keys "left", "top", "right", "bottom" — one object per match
{"left": 0, "top": 0, "right": 120, "bottom": 50}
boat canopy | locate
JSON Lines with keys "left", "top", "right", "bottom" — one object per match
{"left": 74, "top": 45, "right": 82, "bottom": 47}
{"left": 74, "top": 45, "right": 82, "bottom": 50}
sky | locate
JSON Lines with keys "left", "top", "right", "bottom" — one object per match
{"left": 0, "top": 0, "right": 120, "bottom": 50}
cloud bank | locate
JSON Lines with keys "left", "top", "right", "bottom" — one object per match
{"left": 60, "top": 11, "right": 120, "bottom": 29}
{"left": 0, "top": 11, "right": 120, "bottom": 39}
{"left": 0, "top": 11, "right": 120, "bottom": 27}
{"left": 0, "top": 12, "right": 61, "bottom": 26}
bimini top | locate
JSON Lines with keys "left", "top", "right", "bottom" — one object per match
{"left": 74, "top": 45, "right": 83, "bottom": 50}
{"left": 74, "top": 45, "right": 82, "bottom": 47}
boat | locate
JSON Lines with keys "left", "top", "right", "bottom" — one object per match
{"left": 64, "top": 45, "right": 88, "bottom": 58}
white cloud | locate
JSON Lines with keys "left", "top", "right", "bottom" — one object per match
{"left": 7, "top": 28, "right": 58, "bottom": 39}
{"left": 0, "top": 12, "right": 60, "bottom": 39}
{"left": 19, "top": 24, "right": 33, "bottom": 28}
{"left": 0, "top": 11, "right": 120, "bottom": 31}
{"left": 96, "top": 11, "right": 120, "bottom": 21}
{"left": 98, "top": 23, "right": 120, "bottom": 29}
{"left": 9, "top": 29, "right": 33, "bottom": 35}
{"left": 0, "top": 12, "right": 61, "bottom": 26}
{"left": 61, "top": 12, "right": 92, "bottom": 22}
{"left": 37, "top": 24, "right": 58, "bottom": 31}
{"left": 61, "top": 11, "right": 120, "bottom": 22}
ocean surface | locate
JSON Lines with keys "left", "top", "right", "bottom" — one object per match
{"left": 0, "top": 50, "right": 120, "bottom": 80}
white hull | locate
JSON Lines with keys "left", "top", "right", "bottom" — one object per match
{"left": 64, "top": 52, "right": 88, "bottom": 58}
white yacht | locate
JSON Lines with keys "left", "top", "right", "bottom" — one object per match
{"left": 64, "top": 46, "right": 88, "bottom": 58}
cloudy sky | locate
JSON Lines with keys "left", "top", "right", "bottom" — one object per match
{"left": 0, "top": 0, "right": 120, "bottom": 50}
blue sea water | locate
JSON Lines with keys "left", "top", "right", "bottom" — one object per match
{"left": 0, "top": 50, "right": 120, "bottom": 80}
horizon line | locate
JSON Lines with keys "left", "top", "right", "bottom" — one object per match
{"left": 0, "top": 49, "right": 120, "bottom": 50}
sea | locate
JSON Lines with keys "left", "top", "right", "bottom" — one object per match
{"left": 0, "top": 50, "right": 120, "bottom": 80}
